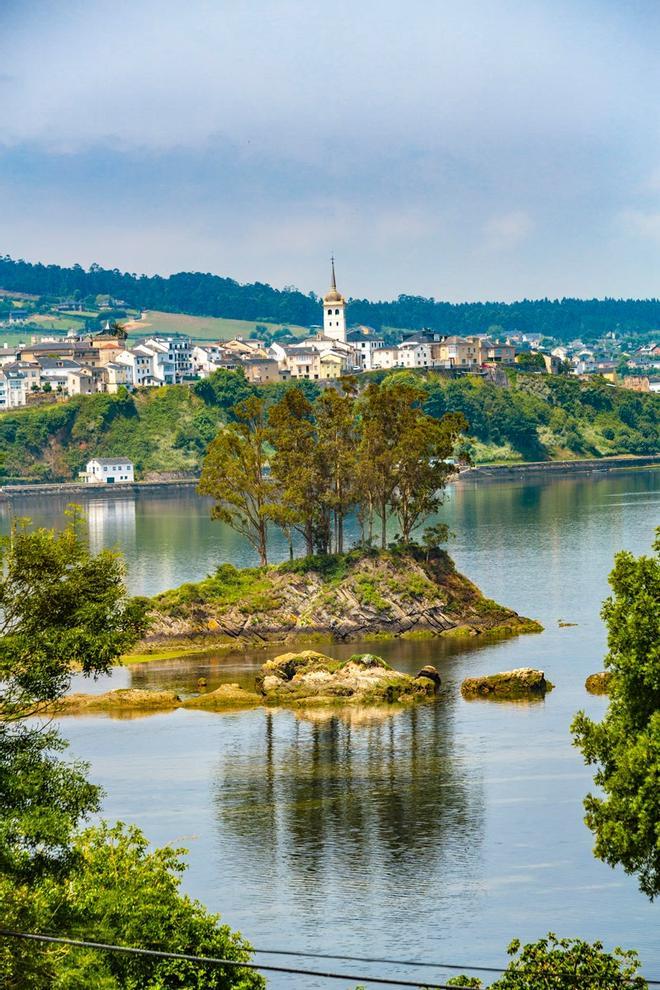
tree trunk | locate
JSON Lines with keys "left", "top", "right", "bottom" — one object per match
{"left": 258, "top": 520, "right": 268, "bottom": 567}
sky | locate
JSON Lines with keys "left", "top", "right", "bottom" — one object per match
{"left": 1, "top": 0, "right": 660, "bottom": 302}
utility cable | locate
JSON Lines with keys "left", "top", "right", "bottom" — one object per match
{"left": 252, "top": 946, "right": 504, "bottom": 975}
{"left": 2, "top": 929, "right": 658, "bottom": 987}
{"left": 0, "top": 930, "right": 499, "bottom": 989}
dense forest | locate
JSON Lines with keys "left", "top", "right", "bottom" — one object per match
{"left": 2, "top": 254, "right": 660, "bottom": 341}
{"left": 0, "top": 370, "right": 656, "bottom": 483}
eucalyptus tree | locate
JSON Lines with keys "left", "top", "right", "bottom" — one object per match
{"left": 198, "top": 396, "right": 276, "bottom": 566}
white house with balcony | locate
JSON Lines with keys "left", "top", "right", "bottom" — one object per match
{"left": 82, "top": 458, "right": 135, "bottom": 484}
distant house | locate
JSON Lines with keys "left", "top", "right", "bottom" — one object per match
{"left": 82, "top": 458, "right": 134, "bottom": 484}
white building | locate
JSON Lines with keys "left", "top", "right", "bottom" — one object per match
{"left": 82, "top": 458, "right": 135, "bottom": 484}
{"left": 347, "top": 328, "right": 385, "bottom": 370}
{"left": 398, "top": 340, "right": 433, "bottom": 369}
{"left": 141, "top": 335, "right": 193, "bottom": 381}
{"left": 116, "top": 344, "right": 176, "bottom": 386}
{"left": 322, "top": 258, "right": 347, "bottom": 343}
{"left": 371, "top": 345, "right": 402, "bottom": 370}
{"left": 0, "top": 368, "right": 27, "bottom": 409}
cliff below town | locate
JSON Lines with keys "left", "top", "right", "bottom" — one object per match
{"left": 143, "top": 547, "right": 542, "bottom": 647}
{"left": 0, "top": 370, "right": 657, "bottom": 483}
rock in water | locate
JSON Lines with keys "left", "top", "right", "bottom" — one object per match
{"left": 585, "top": 671, "right": 612, "bottom": 695}
{"left": 461, "top": 667, "right": 553, "bottom": 700}
{"left": 258, "top": 650, "right": 440, "bottom": 706}
{"left": 416, "top": 665, "right": 442, "bottom": 688}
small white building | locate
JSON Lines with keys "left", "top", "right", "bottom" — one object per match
{"left": 82, "top": 458, "right": 135, "bottom": 484}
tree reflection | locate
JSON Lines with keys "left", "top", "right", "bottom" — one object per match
{"left": 212, "top": 702, "right": 483, "bottom": 903}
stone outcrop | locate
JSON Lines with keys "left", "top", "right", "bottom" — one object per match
{"left": 461, "top": 667, "right": 553, "bottom": 700}
{"left": 181, "top": 684, "right": 261, "bottom": 709}
{"left": 146, "top": 548, "right": 542, "bottom": 647}
{"left": 256, "top": 650, "right": 440, "bottom": 706}
{"left": 585, "top": 671, "right": 612, "bottom": 695}
{"left": 47, "top": 688, "right": 182, "bottom": 716}
{"left": 47, "top": 685, "right": 260, "bottom": 717}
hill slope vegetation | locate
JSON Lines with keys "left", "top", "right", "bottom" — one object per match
{"left": 0, "top": 370, "right": 656, "bottom": 483}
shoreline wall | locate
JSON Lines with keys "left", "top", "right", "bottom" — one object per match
{"left": 460, "top": 453, "right": 659, "bottom": 481}
{"left": 0, "top": 454, "right": 657, "bottom": 499}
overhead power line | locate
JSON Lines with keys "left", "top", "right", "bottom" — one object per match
{"left": 252, "top": 946, "right": 504, "bottom": 975}
{"left": 0, "top": 930, "right": 495, "bottom": 989}
{"left": 2, "top": 929, "right": 658, "bottom": 987}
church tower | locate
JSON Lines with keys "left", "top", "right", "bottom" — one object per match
{"left": 322, "top": 257, "right": 347, "bottom": 342}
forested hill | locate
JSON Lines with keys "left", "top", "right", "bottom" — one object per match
{"left": 2, "top": 254, "right": 660, "bottom": 341}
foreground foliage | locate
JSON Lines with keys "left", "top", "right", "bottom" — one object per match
{"left": 0, "top": 517, "right": 263, "bottom": 989}
{"left": 572, "top": 531, "right": 660, "bottom": 899}
{"left": 356, "top": 933, "right": 648, "bottom": 988}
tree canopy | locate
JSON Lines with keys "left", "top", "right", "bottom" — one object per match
{"left": 572, "top": 531, "right": 660, "bottom": 899}
{"left": 0, "top": 514, "right": 263, "bottom": 990}
{"left": 198, "top": 378, "right": 467, "bottom": 559}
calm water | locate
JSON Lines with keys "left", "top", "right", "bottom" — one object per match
{"left": 5, "top": 469, "right": 660, "bottom": 988}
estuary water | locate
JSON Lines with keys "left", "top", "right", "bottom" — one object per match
{"left": 4, "top": 468, "right": 659, "bottom": 988}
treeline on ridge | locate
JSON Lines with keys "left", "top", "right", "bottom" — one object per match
{"left": 2, "top": 254, "right": 660, "bottom": 340}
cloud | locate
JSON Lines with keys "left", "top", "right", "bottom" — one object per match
{"left": 620, "top": 209, "right": 660, "bottom": 240}
{"left": 0, "top": 0, "right": 659, "bottom": 300}
{"left": 482, "top": 211, "right": 535, "bottom": 253}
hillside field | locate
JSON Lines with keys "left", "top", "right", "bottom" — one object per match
{"left": 126, "top": 311, "right": 309, "bottom": 341}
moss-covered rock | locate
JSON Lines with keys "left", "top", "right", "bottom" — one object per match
{"left": 48, "top": 688, "right": 181, "bottom": 716}
{"left": 461, "top": 667, "right": 554, "bottom": 700}
{"left": 585, "top": 671, "right": 612, "bottom": 695}
{"left": 257, "top": 650, "right": 439, "bottom": 706}
{"left": 181, "top": 683, "right": 261, "bottom": 710}
{"left": 145, "top": 547, "right": 542, "bottom": 647}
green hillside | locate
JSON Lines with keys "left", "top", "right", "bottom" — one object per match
{"left": 0, "top": 370, "right": 656, "bottom": 483}
{"left": 128, "top": 310, "right": 309, "bottom": 341}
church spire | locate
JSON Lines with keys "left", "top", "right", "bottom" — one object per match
{"left": 322, "top": 256, "right": 347, "bottom": 343}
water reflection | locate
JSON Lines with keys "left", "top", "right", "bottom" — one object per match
{"left": 213, "top": 703, "right": 483, "bottom": 917}
{"left": 86, "top": 498, "right": 136, "bottom": 555}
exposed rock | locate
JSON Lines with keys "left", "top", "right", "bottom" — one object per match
{"left": 182, "top": 683, "right": 261, "bottom": 710}
{"left": 585, "top": 671, "right": 612, "bottom": 695}
{"left": 258, "top": 650, "right": 439, "bottom": 706}
{"left": 416, "top": 665, "right": 442, "bottom": 688}
{"left": 48, "top": 688, "right": 181, "bottom": 715}
{"left": 146, "top": 549, "right": 543, "bottom": 646}
{"left": 461, "top": 667, "right": 554, "bottom": 700}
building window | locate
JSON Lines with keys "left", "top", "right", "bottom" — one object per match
{"left": 335, "top": 309, "right": 339, "bottom": 315}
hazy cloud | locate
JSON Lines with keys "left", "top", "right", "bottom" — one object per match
{"left": 0, "top": 0, "right": 659, "bottom": 300}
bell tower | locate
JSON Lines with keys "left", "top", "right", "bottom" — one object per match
{"left": 322, "top": 256, "right": 346, "bottom": 342}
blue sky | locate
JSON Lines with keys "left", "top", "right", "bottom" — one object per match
{"left": 1, "top": 0, "right": 660, "bottom": 302}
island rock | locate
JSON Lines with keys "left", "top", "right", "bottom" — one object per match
{"left": 461, "top": 667, "right": 553, "bottom": 700}
{"left": 145, "top": 547, "right": 543, "bottom": 648}
{"left": 256, "top": 650, "right": 440, "bottom": 706}
{"left": 585, "top": 671, "right": 612, "bottom": 695}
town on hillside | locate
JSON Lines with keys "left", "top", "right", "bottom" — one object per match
{"left": 0, "top": 261, "right": 658, "bottom": 411}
